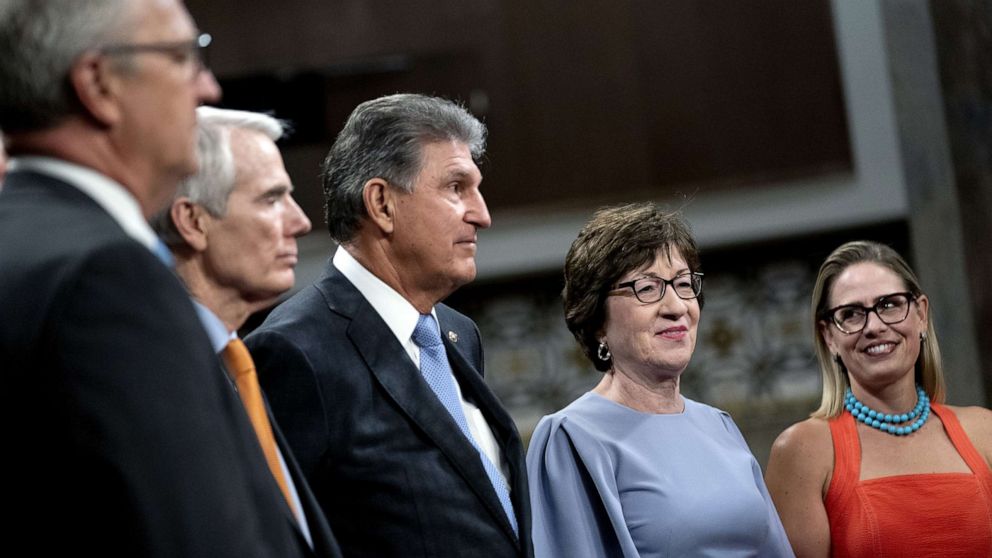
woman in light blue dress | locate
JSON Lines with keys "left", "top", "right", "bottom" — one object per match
{"left": 527, "top": 203, "right": 793, "bottom": 557}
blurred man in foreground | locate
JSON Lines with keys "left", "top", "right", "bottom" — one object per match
{"left": 0, "top": 1, "right": 313, "bottom": 555}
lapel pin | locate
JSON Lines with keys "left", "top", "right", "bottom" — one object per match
{"left": 447, "top": 331, "right": 458, "bottom": 343}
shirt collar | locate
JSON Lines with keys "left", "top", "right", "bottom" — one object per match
{"left": 8, "top": 156, "right": 159, "bottom": 250}
{"left": 332, "top": 246, "right": 435, "bottom": 352}
{"left": 191, "top": 299, "right": 236, "bottom": 354}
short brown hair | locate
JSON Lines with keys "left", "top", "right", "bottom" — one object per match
{"left": 563, "top": 203, "right": 701, "bottom": 371}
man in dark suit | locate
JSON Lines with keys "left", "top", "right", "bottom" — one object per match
{"left": 0, "top": 1, "right": 320, "bottom": 555}
{"left": 153, "top": 106, "right": 342, "bottom": 557}
{"left": 247, "top": 93, "right": 534, "bottom": 557}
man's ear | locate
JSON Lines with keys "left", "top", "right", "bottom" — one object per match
{"left": 68, "top": 52, "right": 124, "bottom": 128}
{"left": 170, "top": 198, "right": 210, "bottom": 252}
{"left": 362, "top": 178, "right": 396, "bottom": 235}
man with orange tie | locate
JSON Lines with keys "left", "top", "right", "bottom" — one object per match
{"left": 153, "top": 106, "right": 341, "bottom": 558}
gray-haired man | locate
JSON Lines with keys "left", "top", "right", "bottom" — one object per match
{"left": 247, "top": 94, "right": 534, "bottom": 558}
{"left": 154, "top": 106, "right": 342, "bottom": 557}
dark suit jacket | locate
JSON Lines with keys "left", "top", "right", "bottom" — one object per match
{"left": 246, "top": 261, "right": 534, "bottom": 558}
{"left": 0, "top": 170, "right": 315, "bottom": 557}
{"left": 216, "top": 349, "right": 343, "bottom": 558}
{"left": 270, "top": 415, "right": 344, "bottom": 557}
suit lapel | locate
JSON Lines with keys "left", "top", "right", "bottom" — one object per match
{"left": 439, "top": 319, "right": 519, "bottom": 453}
{"left": 443, "top": 332, "right": 527, "bottom": 542}
{"left": 218, "top": 357, "right": 318, "bottom": 555}
{"left": 319, "top": 266, "right": 519, "bottom": 545}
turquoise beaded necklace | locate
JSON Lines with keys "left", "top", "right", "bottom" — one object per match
{"left": 844, "top": 385, "right": 930, "bottom": 436}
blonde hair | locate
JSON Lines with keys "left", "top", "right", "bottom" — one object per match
{"left": 810, "top": 241, "right": 945, "bottom": 418}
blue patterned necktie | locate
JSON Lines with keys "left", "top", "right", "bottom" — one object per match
{"left": 411, "top": 313, "right": 518, "bottom": 538}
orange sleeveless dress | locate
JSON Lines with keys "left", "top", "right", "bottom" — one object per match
{"left": 825, "top": 404, "right": 992, "bottom": 557}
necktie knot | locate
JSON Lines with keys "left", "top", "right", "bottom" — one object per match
{"left": 222, "top": 338, "right": 254, "bottom": 380}
{"left": 412, "top": 314, "right": 443, "bottom": 349}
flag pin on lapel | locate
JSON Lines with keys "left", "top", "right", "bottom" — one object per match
{"left": 447, "top": 331, "right": 458, "bottom": 343}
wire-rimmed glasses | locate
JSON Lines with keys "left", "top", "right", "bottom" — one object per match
{"left": 99, "top": 33, "right": 212, "bottom": 80}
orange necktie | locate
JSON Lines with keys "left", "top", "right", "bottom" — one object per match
{"left": 222, "top": 338, "right": 298, "bottom": 517}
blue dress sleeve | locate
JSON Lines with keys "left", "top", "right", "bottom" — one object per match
{"left": 719, "top": 413, "right": 796, "bottom": 557}
{"left": 526, "top": 414, "right": 636, "bottom": 558}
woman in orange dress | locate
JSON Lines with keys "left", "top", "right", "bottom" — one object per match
{"left": 765, "top": 241, "right": 992, "bottom": 557}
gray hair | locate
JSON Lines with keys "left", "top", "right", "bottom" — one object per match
{"left": 152, "top": 106, "right": 287, "bottom": 246}
{"left": 0, "top": 0, "right": 133, "bottom": 133}
{"left": 321, "top": 93, "right": 487, "bottom": 243}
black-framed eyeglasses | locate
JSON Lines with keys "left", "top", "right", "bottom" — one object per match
{"left": 821, "top": 291, "right": 916, "bottom": 334}
{"left": 99, "top": 33, "right": 212, "bottom": 78}
{"left": 611, "top": 272, "right": 703, "bottom": 304}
